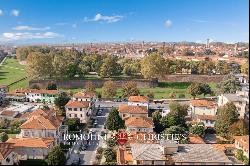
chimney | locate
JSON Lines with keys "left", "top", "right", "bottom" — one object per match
{"left": 159, "top": 140, "right": 178, "bottom": 155}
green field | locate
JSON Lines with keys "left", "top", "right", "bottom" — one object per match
{"left": 1, "top": 57, "right": 218, "bottom": 98}
{"left": 61, "top": 82, "right": 217, "bottom": 99}
{"left": 0, "top": 57, "right": 29, "bottom": 91}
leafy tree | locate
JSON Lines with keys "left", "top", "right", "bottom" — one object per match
{"left": 169, "top": 102, "right": 188, "bottom": 118}
{"left": 47, "top": 82, "right": 57, "bottom": 90}
{"left": 27, "top": 52, "right": 54, "bottom": 79}
{"left": 236, "top": 149, "right": 244, "bottom": 161}
{"left": 241, "top": 61, "right": 249, "bottom": 75}
{"left": 163, "top": 125, "right": 186, "bottom": 134}
{"left": 106, "top": 108, "right": 125, "bottom": 131}
{"left": 102, "top": 81, "right": 117, "bottom": 99}
{"left": 85, "top": 81, "right": 96, "bottom": 93}
{"left": 0, "top": 132, "right": 8, "bottom": 142}
{"left": 64, "top": 118, "right": 81, "bottom": 131}
{"left": 47, "top": 146, "right": 66, "bottom": 165}
{"left": 200, "top": 83, "right": 212, "bottom": 97}
{"left": 152, "top": 111, "right": 164, "bottom": 133}
{"left": 54, "top": 92, "right": 70, "bottom": 114}
{"left": 187, "top": 83, "right": 203, "bottom": 99}
{"left": 121, "top": 82, "right": 140, "bottom": 98}
{"left": 189, "top": 124, "right": 205, "bottom": 137}
{"left": 215, "top": 102, "right": 239, "bottom": 138}
{"left": 140, "top": 52, "right": 167, "bottom": 79}
{"left": 228, "top": 119, "right": 248, "bottom": 136}
{"left": 104, "top": 148, "right": 116, "bottom": 162}
{"left": 99, "top": 55, "right": 122, "bottom": 78}
{"left": 217, "top": 73, "right": 241, "bottom": 94}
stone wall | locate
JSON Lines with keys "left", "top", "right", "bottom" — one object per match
{"left": 29, "top": 79, "right": 158, "bottom": 89}
{"left": 160, "top": 74, "right": 224, "bottom": 83}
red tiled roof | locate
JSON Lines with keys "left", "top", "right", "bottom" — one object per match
{"left": 73, "top": 91, "right": 96, "bottom": 98}
{"left": 118, "top": 104, "right": 148, "bottom": 114}
{"left": 7, "top": 137, "right": 54, "bottom": 148}
{"left": 191, "top": 99, "right": 217, "bottom": 108}
{"left": 65, "top": 100, "right": 90, "bottom": 108}
{"left": 128, "top": 96, "right": 149, "bottom": 102}
{"left": 0, "top": 143, "right": 14, "bottom": 160}
{"left": 197, "top": 115, "right": 217, "bottom": 121}
{"left": 125, "top": 117, "right": 153, "bottom": 128}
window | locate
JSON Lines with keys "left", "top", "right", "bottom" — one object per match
{"left": 74, "top": 108, "right": 77, "bottom": 111}
{"left": 68, "top": 108, "right": 72, "bottom": 111}
{"left": 80, "top": 108, "right": 82, "bottom": 111}
{"left": 69, "top": 114, "right": 71, "bottom": 117}
{"left": 75, "top": 114, "right": 77, "bottom": 118}
{"left": 80, "top": 114, "right": 83, "bottom": 117}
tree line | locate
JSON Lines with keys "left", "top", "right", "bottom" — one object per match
{"left": 16, "top": 46, "right": 248, "bottom": 80}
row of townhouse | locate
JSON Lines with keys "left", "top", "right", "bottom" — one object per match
{"left": 188, "top": 89, "right": 249, "bottom": 128}
{"left": 118, "top": 96, "right": 154, "bottom": 133}
{"left": 4, "top": 108, "right": 66, "bottom": 163}
{"left": 115, "top": 96, "right": 235, "bottom": 165}
{"left": 5, "top": 89, "right": 59, "bottom": 104}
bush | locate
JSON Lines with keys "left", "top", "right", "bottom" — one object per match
{"left": 178, "top": 93, "right": 185, "bottom": 98}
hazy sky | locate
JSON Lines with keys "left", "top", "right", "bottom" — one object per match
{"left": 0, "top": 0, "right": 249, "bottom": 44}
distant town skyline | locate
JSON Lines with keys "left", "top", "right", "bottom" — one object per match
{"left": 0, "top": 0, "right": 249, "bottom": 44}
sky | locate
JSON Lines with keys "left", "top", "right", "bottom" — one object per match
{"left": 0, "top": 0, "right": 249, "bottom": 44}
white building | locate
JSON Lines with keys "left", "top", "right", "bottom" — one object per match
{"left": 7, "top": 137, "right": 54, "bottom": 160}
{"left": 72, "top": 91, "right": 97, "bottom": 102}
{"left": 218, "top": 93, "right": 249, "bottom": 118}
{"left": 65, "top": 100, "right": 92, "bottom": 123}
{"left": 128, "top": 96, "right": 149, "bottom": 109}
{"left": 190, "top": 99, "right": 217, "bottom": 117}
{"left": 18, "top": 109, "right": 65, "bottom": 144}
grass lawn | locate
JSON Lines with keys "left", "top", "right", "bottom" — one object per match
{"left": 0, "top": 57, "right": 28, "bottom": 87}
{"left": 61, "top": 82, "right": 217, "bottom": 99}
{"left": 2, "top": 57, "right": 218, "bottom": 98}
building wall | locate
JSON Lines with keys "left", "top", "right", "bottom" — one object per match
{"left": 66, "top": 107, "right": 91, "bottom": 123}
{"left": 174, "top": 162, "right": 229, "bottom": 165}
{"left": 218, "top": 95, "right": 247, "bottom": 118}
{"left": 119, "top": 113, "right": 148, "bottom": 119}
{"left": 14, "top": 147, "right": 50, "bottom": 160}
{"left": 198, "top": 119, "right": 215, "bottom": 127}
{"left": 128, "top": 102, "right": 149, "bottom": 108}
{"left": 190, "top": 106, "right": 217, "bottom": 116}
{"left": 0, "top": 152, "right": 16, "bottom": 165}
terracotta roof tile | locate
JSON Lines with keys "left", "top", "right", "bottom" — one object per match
{"left": 0, "top": 143, "right": 14, "bottom": 160}
{"left": 118, "top": 105, "right": 148, "bottom": 114}
{"left": 128, "top": 96, "right": 149, "bottom": 102}
{"left": 73, "top": 91, "right": 96, "bottom": 98}
{"left": 7, "top": 137, "right": 54, "bottom": 148}
{"left": 197, "top": 115, "right": 217, "bottom": 121}
{"left": 65, "top": 100, "right": 90, "bottom": 108}
{"left": 125, "top": 117, "right": 153, "bottom": 128}
{"left": 191, "top": 99, "right": 217, "bottom": 108}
